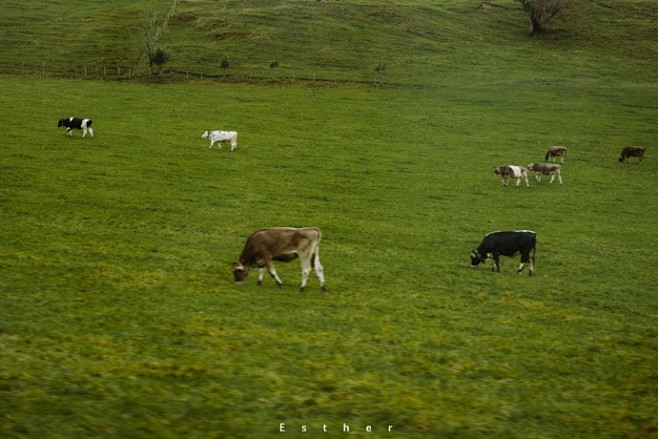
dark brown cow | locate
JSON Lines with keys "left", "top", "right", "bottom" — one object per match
{"left": 545, "top": 146, "right": 567, "bottom": 163}
{"left": 494, "top": 166, "right": 529, "bottom": 187}
{"left": 618, "top": 146, "right": 645, "bottom": 163}
{"left": 527, "top": 163, "right": 562, "bottom": 184}
{"left": 232, "top": 227, "right": 326, "bottom": 292}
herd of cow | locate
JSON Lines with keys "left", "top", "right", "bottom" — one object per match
{"left": 58, "top": 117, "right": 647, "bottom": 291}
{"left": 493, "top": 145, "right": 645, "bottom": 188}
{"left": 494, "top": 145, "right": 567, "bottom": 187}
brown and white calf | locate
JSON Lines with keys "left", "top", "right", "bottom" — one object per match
{"left": 494, "top": 166, "right": 529, "bottom": 187}
{"left": 232, "top": 227, "right": 326, "bottom": 292}
{"left": 618, "top": 146, "right": 645, "bottom": 163}
{"left": 545, "top": 146, "right": 567, "bottom": 163}
{"left": 527, "top": 163, "right": 562, "bottom": 184}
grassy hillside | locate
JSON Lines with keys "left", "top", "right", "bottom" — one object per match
{"left": 1, "top": 1, "right": 657, "bottom": 438}
{"left": 1, "top": 0, "right": 657, "bottom": 84}
{"left": 161, "top": 0, "right": 658, "bottom": 84}
{"left": 0, "top": 0, "right": 173, "bottom": 76}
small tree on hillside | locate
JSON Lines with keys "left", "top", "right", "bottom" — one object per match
{"left": 152, "top": 48, "right": 170, "bottom": 75}
{"left": 141, "top": 7, "right": 158, "bottom": 77}
{"left": 516, "top": 0, "right": 579, "bottom": 35}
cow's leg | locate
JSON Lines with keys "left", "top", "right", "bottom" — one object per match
{"left": 299, "top": 256, "right": 312, "bottom": 292}
{"left": 519, "top": 251, "right": 535, "bottom": 276}
{"left": 82, "top": 126, "right": 87, "bottom": 138}
{"left": 549, "top": 174, "right": 555, "bottom": 184}
{"left": 492, "top": 253, "right": 500, "bottom": 272}
{"left": 502, "top": 177, "right": 508, "bottom": 186}
{"left": 266, "top": 262, "right": 284, "bottom": 288}
{"left": 230, "top": 140, "right": 237, "bottom": 151}
{"left": 257, "top": 268, "right": 266, "bottom": 285}
{"left": 557, "top": 173, "right": 562, "bottom": 184}
{"left": 88, "top": 127, "right": 94, "bottom": 138}
{"left": 517, "top": 254, "right": 526, "bottom": 274}
{"left": 313, "top": 253, "right": 326, "bottom": 291}
{"left": 523, "top": 173, "right": 529, "bottom": 187}
{"left": 515, "top": 177, "right": 521, "bottom": 187}
{"left": 518, "top": 251, "right": 529, "bottom": 275}
{"left": 66, "top": 127, "right": 73, "bottom": 137}
{"left": 535, "top": 174, "right": 541, "bottom": 182}
{"left": 209, "top": 140, "right": 214, "bottom": 149}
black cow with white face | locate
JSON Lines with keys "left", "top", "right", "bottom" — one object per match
{"left": 470, "top": 230, "right": 536, "bottom": 276}
{"left": 58, "top": 117, "right": 94, "bottom": 138}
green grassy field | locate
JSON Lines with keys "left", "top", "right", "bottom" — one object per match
{"left": 1, "top": 1, "right": 658, "bottom": 438}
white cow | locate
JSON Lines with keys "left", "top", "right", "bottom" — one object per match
{"left": 202, "top": 130, "right": 238, "bottom": 151}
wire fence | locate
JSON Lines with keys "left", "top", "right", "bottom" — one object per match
{"left": 11, "top": 62, "right": 133, "bottom": 79}
{"left": 2, "top": 61, "right": 402, "bottom": 87}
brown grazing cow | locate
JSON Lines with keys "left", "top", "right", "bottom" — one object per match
{"left": 527, "top": 163, "right": 563, "bottom": 184}
{"left": 618, "top": 146, "right": 645, "bottom": 163}
{"left": 545, "top": 146, "right": 567, "bottom": 163}
{"left": 232, "top": 227, "right": 326, "bottom": 292}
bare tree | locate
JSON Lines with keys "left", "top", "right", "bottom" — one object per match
{"left": 516, "top": 0, "right": 578, "bottom": 35}
{"left": 142, "top": 8, "right": 158, "bottom": 77}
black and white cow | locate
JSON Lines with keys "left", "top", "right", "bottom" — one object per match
{"left": 58, "top": 117, "right": 94, "bottom": 138}
{"left": 494, "top": 166, "right": 529, "bottom": 187}
{"left": 470, "top": 230, "right": 536, "bottom": 276}
{"left": 618, "top": 146, "right": 645, "bottom": 163}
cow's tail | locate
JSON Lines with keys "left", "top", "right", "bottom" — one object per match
{"left": 311, "top": 228, "right": 321, "bottom": 269}
{"left": 310, "top": 228, "right": 326, "bottom": 290}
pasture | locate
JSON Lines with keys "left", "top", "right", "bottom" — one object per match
{"left": 1, "top": 0, "right": 658, "bottom": 437}
{"left": 1, "top": 75, "right": 656, "bottom": 438}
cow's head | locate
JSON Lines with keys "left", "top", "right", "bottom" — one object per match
{"left": 202, "top": 130, "right": 209, "bottom": 139}
{"left": 470, "top": 250, "right": 486, "bottom": 267}
{"left": 57, "top": 119, "right": 64, "bottom": 127}
{"left": 232, "top": 262, "right": 249, "bottom": 283}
